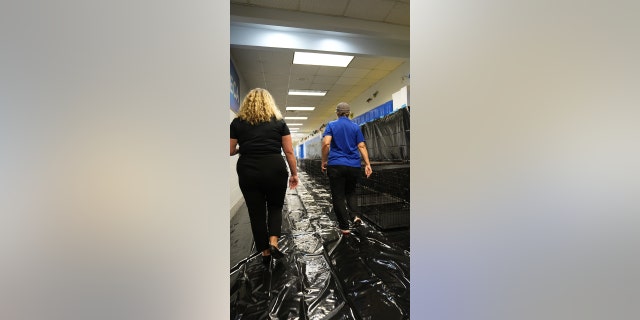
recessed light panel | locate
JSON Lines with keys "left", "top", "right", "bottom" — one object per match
{"left": 294, "top": 52, "right": 354, "bottom": 67}
{"left": 285, "top": 116, "right": 308, "bottom": 120}
{"left": 286, "top": 106, "right": 316, "bottom": 111}
{"left": 288, "top": 90, "right": 326, "bottom": 96}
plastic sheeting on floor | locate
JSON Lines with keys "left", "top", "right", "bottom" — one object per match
{"left": 231, "top": 172, "right": 410, "bottom": 320}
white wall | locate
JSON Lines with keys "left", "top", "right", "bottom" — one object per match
{"left": 1, "top": 1, "right": 230, "bottom": 318}
{"left": 230, "top": 57, "right": 249, "bottom": 217}
{"left": 412, "top": 1, "right": 640, "bottom": 319}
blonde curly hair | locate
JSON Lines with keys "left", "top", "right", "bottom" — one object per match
{"left": 237, "top": 88, "right": 283, "bottom": 125}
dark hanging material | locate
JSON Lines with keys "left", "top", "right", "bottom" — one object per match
{"left": 360, "top": 107, "right": 410, "bottom": 162}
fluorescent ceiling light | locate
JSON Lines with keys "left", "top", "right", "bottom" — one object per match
{"left": 286, "top": 106, "right": 316, "bottom": 111}
{"left": 285, "top": 116, "right": 308, "bottom": 120}
{"left": 289, "top": 128, "right": 300, "bottom": 131}
{"left": 294, "top": 52, "right": 354, "bottom": 67}
{"left": 287, "top": 123, "right": 303, "bottom": 126}
{"left": 288, "top": 89, "right": 326, "bottom": 96}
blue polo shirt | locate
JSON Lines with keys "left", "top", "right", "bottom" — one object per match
{"left": 322, "top": 116, "right": 365, "bottom": 167}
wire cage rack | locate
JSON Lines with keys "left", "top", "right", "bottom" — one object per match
{"left": 299, "top": 159, "right": 410, "bottom": 230}
{"left": 356, "top": 162, "right": 409, "bottom": 230}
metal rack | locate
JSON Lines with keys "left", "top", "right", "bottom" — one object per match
{"left": 299, "top": 159, "right": 410, "bottom": 230}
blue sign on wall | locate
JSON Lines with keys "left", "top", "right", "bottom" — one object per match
{"left": 352, "top": 100, "right": 394, "bottom": 125}
{"left": 230, "top": 60, "right": 240, "bottom": 113}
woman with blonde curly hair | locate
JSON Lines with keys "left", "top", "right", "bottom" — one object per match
{"left": 230, "top": 88, "right": 298, "bottom": 267}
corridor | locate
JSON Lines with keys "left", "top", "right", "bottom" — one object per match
{"left": 230, "top": 167, "right": 410, "bottom": 320}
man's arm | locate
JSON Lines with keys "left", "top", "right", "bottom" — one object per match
{"left": 357, "top": 141, "right": 372, "bottom": 178}
{"left": 321, "top": 135, "right": 332, "bottom": 172}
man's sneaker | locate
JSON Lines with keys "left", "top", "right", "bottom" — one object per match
{"left": 353, "top": 217, "right": 362, "bottom": 226}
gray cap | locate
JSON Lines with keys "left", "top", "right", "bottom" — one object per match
{"left": 336, "top": 102, "right": 350, "bottom": 113}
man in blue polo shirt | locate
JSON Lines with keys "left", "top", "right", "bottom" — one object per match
{"left": 321, "top": 102, "right": 372, "bottom": 235}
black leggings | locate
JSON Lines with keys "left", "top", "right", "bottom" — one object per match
{"left": 236, "top": 154, "right": 288, "bottom": 253}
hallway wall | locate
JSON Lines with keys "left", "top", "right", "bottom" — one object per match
{"left": 412, "top": 1, "right": 640, "bottom": 319}
{"left": 1, "top": 1, "right": 231, "bottom": 318}
{"left": 230, "top": 57, "right": 250, "bottom": 217}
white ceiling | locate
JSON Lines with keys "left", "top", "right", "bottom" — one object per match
{"left": 230, "top": 0, "right": 409, "bottom": 140}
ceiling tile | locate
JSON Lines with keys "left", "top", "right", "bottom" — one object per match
{"left": 289, "top": 76, "right": 312, "bottom": 88}
{"left": 316, "top": 66, "right": 345, "bottom": 77}
{"left": 342, "top": 92, "right": 359, "bottom": 101}
{"left": 248, "top": 0, "right": 300, "bottom": 11}
{"left": 257, "top": 50, "right": 293, "bottom": 65}
{"left": 230, "top": 47, "right": 254, "bottom": 60}
{"left": 360, "top": 77, "right": 380, "bottom": 87}
{"left": 350, "top": 84, "right": 370, "bottom": 94}
{"left": 273, "top": 94, "right": 289, "bottom": 103}
{"left": 348, "top": 57, "right": 382, "bottom": 69}
{"left": 385, "top": 3, "right": 410, "bottom": 26}
{"left": 290, "top": 64, "right": 320, "bottom": 77}
{"left": 262, "top": 64, "right": 291, "bottom": 76}
{"left": 312, "top": 75, "right": 339, "bottom": 84}
{"left": 344, "top": 0, "right": 395, "bottom": 22}
{"left": 231, "top": 50, "right": 264, "bottom": 71}
{"left": 299, "top": 0, "right": 349, "bottom": 16}
{"left": 233, "top": 58, "right": 262, "bottom": 71}
{"left": 341, "top": 68, "right": 371, "bottom": 78}
{"left": 376, "top": 58, "right": 405, "bottom": 71}
{"left": 327, "top": 82, "right": 348, "bottom": 91}
{"left": 367, "top": 69, "right": 392, "bottom": 79}
{"left": 327, "top": 85, "right": 349, "bottom": 94}
{"left": 309, "top": 83, "right": 331, "bottom": 90}
{"left": 336, "top": 77, "right": 361, "bottom": 85}
{"left": 287, "top": 96, "right": 324, "bottom": 108}
{"left": 269, "top": 92, "right": 290, "bottom": 105}
{"left": 264, "top": 75, "right": 290, "bottom": 89}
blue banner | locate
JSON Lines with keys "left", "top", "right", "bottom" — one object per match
{"left": 352, "top": 100, "right": 393, "bottom": 125}
{"left": 230, "top": 60, "right": 240, "bottom": 113}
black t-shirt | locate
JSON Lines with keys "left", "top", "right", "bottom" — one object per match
{"left": 230, "top": 117, "right": 290, "bottom": 155}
